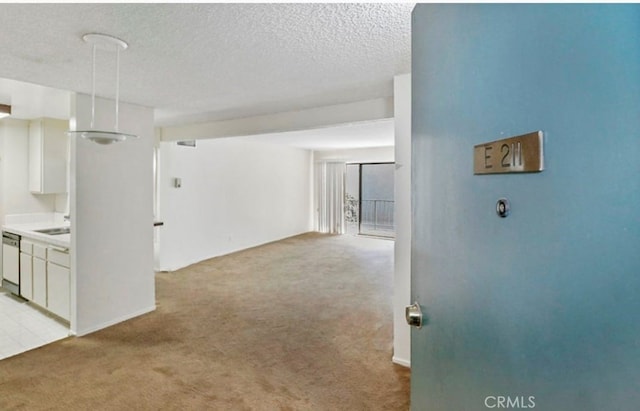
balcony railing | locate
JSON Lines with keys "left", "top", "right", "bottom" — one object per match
{"left": 345, "top": 199, "right": 395, "bottom": 237}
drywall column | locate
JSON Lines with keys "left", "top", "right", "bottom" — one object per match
{"left": 70, "top": 94, "right": 155, "bottom": 336}
{"left": 393, "top": 73, "right": 411, "bottom": 367}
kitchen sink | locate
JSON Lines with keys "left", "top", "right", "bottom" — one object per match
{"left": 34, "top": 227, "right": 71, "bottom": 236}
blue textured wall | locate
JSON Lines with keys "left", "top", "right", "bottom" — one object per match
{"left": 411, "top": 5, "right": 640, "bottom": 410}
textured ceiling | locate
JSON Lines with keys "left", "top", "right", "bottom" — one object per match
{"left": 0, "top": 3, "right": 412, "bottom": 126}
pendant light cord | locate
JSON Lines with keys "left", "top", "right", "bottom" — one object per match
{"left": 91, "top": 43, "right": 96, "bottom": 130}
{"left": 115, "top": 44, "right": 120, "bottom": 132}
{"left": 90, "top": 41, "right": 121, "bottom": 132}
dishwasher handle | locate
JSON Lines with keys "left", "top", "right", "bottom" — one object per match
{"left": 2, "top": 232, "right": 20, "bottom": 247}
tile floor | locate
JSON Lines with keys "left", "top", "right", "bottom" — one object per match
{"left": 0, "top": 289, "right": 70, "bottom": 360}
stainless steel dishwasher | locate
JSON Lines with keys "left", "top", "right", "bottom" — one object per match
{"left": 2, "top": 231, "right": 20, "bottom": 295}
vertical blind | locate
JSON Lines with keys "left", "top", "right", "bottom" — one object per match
{"left": 315, "top": 161, "right": 346, "bottom": 234}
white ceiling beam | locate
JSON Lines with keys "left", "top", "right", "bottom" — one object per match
{"left": 159, "top": 97, "right": 393, "bottom": 142}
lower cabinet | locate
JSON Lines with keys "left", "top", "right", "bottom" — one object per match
{"left": 19, "top": 252, "right": 33, "bottom": 300}
{"left": 47, "top": 262, "right": 70, "bottom": 320}
{"left": 19, "top": 238, "right": 70, "bottom": 321}
{"left": 33, "top": 257, "right": 47, "bottom": 307}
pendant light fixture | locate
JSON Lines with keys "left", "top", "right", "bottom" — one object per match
{"left": 68, "top": 33, "right": 137, "bottom": 145}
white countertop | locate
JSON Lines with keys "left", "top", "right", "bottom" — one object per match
{"left": 2, "top": 222, "right": 70, "bottom": 248}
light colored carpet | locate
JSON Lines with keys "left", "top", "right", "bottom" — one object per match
{"left": 0, "top": 233, "right": 410, "bottom": 410}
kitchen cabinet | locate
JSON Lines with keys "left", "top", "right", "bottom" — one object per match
{"left": 18, "top": 237, "right": 70, "bottom": 321}
{"left": 19, "top": 253, "right": 33, "bottom": 300}
{"left": 46, "top": 247, "right": 70, "bottom": 320}
{"left": 47, "top": 262, "right": 69, "bottom": 320}
{"left": 19, "top": 241, "right": 34, "bottom": 300}
{"left": 27, "top": 242, "right": 49, "bottom": 308}
{"left": 33, "top": 256, "right": 47, "bottom": 307}
{"left": 29, "top": 117, "right": 69, "bottom": 194}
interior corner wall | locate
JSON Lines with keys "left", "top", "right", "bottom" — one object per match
{"left": 71, "top": 94, "right": 155, "bottom": 336}
{"left": 0, "top": 119, "right": 57, "bottom": 219}
{"left": 393, "top": 73, "right": 411, "bottom": 367}
{"left": 156, "top": 138, "right": 312, "bottom": 271}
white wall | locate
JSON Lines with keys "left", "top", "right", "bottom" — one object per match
{"left": 314, "top": 146, "right": 395, "bottom": 164}
{"left": 393, "top": 73, "right": 411, "bottom": 367}
{"left": 70, "top": 94, "right": 155, "bottom": 336}
{"left": 0, "top": 119, "right": 65, "bottom": 221}
{"left": 156, "top": 138, "right": 312, "bottom": 271}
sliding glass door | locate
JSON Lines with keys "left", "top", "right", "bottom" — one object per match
{"left": 345, "top": 163, "right": 395, "bottom": 238}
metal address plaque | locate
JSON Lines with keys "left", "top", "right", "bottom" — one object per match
{"left": 474, "top": 131, "right": 544, "bottom": 174}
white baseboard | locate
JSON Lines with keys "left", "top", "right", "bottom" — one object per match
{"left": 74, "top": 305, "right": 156, "bottom": 337}
{"left": 393, "top": 355, "right": 411, "bottom": 368}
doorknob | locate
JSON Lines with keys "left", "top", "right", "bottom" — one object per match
{"left": 405, "top": 302, "right": 423, "bottom": 329}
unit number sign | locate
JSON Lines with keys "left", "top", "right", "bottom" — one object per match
{"left": 473, "top": 131, "right": 544, "bottom": 175}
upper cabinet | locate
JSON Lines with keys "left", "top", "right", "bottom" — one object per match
{"left": 29, "top": 118, "right": 69, "bottom": 194}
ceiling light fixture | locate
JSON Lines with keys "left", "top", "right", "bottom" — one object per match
{"left": 68, "top": 33, "right": 137, "bottom": 145}
{"left": 0, "top": 104, "right": 11, "bottom": 119}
